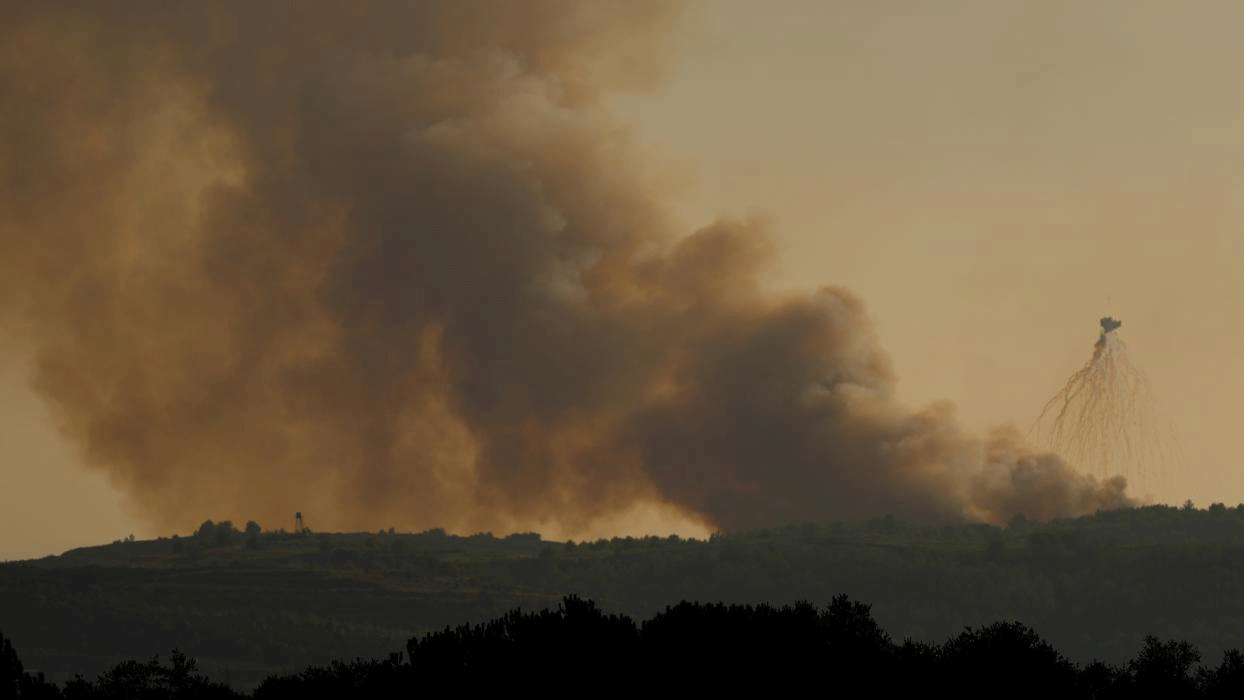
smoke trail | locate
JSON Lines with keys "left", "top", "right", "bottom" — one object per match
{"left": 0, "top": 1, "right": 1132, "bottom": 535}
{"left": 1031, "top": 318, "right": 1168, "bottom": 491}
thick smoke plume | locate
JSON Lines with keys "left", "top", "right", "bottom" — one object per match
{"left": 0, "top": 1, "right": 1131, "bottom": 535}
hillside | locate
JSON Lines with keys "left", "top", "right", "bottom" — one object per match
{"left": 4, "top": 504, "right": 1244, "bottom": 689}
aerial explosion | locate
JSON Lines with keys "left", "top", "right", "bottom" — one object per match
{"left": 0, "top": 1, "right": 1133, "bottom": 536}
{"left": 1032, "top": 317, "right": 1167, "bottom": 490}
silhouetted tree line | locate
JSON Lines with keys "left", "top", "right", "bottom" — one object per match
{"left": 5, "top": 596, "right": 1244, "bottom": 699}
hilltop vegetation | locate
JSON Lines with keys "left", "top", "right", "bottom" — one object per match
{"left": 4, "top": 503, "right": 1244, "bottom": 688}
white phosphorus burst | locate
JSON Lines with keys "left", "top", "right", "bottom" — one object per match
{"left": 1031, "top": 317, "right": 1170, "bottom": 492}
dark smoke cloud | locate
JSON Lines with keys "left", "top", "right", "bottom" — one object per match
{"left": 0, "top": 1, "right": 1131, "bottom": 535}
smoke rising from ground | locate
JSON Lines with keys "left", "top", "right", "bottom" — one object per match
{"left": 0, "top": 1, "right": 1131, "bottom": 535}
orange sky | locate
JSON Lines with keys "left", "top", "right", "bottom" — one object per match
{"left": 4, "top": 0, "right": 1243, "bottom": 559}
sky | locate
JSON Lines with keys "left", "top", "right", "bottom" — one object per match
{"left": 3, "top": 0, "right": 1243, "bottom": 560}
{"left": 609, "top": 0, "right": 1244, "bottom": 503}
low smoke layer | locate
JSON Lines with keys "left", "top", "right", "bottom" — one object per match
{"left": 0, "top": 1, "right": 1131, "bottom": 535}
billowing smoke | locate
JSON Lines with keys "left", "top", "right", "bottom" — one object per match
{"left": 0, "top": 1, "right": 1131, "bottom": 536}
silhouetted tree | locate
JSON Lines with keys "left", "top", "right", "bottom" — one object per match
{"left": 69, "top": 650, "right": 240, "bottom": 700}
{"left": 194, "top": 521, "right": 215, "bottom": 541}
{"left": 1200, "top": 648, "right": 1244, "bottom": 699}
{"left": 407, "top": 595, "right": 638, "bottom": 690}
{"left": 213, "top": 522, "right": 236, "bottom": 547}
{"left": 255, "top": 657, "right": 407, "bottom": 700}
{"left": 938, "top": 621, "right": 1077, "bottom": 699}
{"left": 1, "top": 631, "right": 59, "bottom": 700}
{"left": 1, "top": 631, "right": 22, "bottom": 700}
{"left": 1128, "top": 636, "right": 1201, "bottom": 699}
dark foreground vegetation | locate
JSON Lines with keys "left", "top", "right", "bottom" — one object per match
{"left": 5, "top": 595, "right": 1244, "bottom": 699}
{"left": 5, "top": 503, "right": 1244, "bottom": 688}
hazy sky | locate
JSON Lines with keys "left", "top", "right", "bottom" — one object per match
{"left": 611, "top": 0, "right": 1244, "bottom": 501}
{"left": 4, "top": 0, "right": 1243, "bottom": 559}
